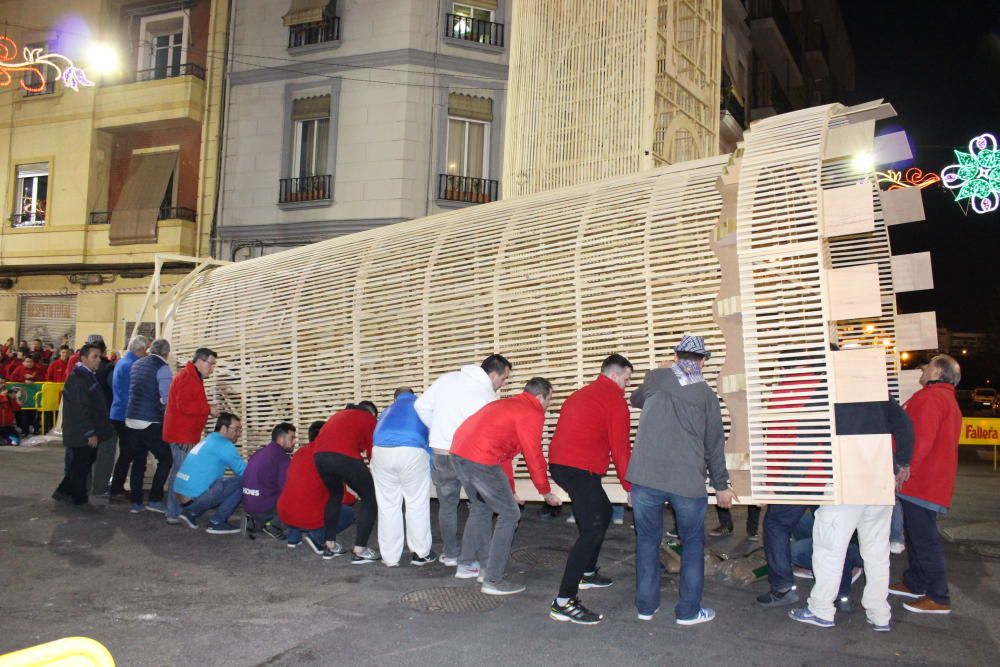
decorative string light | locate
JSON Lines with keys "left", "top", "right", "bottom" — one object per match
{"left": 874, "top": 167, "right": 941, "bottom": 191}
{"left": 0, "top": 35, "right": 93, "bottom": 92}
{"left": 941, "top": 133, "right": 1000, "bottom": 215}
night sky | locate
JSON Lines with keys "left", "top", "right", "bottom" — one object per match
{"left": 839, "top": 1, "right": 1000, "bottom": 340}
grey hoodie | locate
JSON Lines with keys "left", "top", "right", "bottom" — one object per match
{"left": 626, "top": 367, "right": 729, "bottom": 498}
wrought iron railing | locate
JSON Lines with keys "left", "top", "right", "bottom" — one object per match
{"left": 10, "top": 213, "right": 45, "bottom": 227}
{"left": 444, "top": 13, "right": 504, "bottom": 47}
{"left": 88, "top": 206, "right": 197, "bottom": 224}
{"left": 438, "top": 174, "right": 498, "bottom": 204}
{"left": 279, "top": 175, "right": 332, "bottom": 204}
{"left": 289, "top": 15, "right": 341, "bottom": 48}
{"left": 135, "top": 62, "right": 206, "bottom": 83}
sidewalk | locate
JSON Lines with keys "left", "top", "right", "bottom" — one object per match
{"left": 1, "top": 446, "right": 997, "bottom": 666}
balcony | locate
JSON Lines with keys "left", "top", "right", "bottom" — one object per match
{"left": 444, "top": 13, "right": 505, "bottom": 48}
{"left": 288, "top": 15, "right": 341, "bottom": 49}
{"left": 279, "top": 175, "right": 332, "bottom": 205}
{"left": 94, "top": 63, "right": 206, "bottom": 130}
{"left": 10, "top": 213, "right": 45, "bottom": 228}
{"left": 748, "top": 0, "right": 803, "bottom": 94}
{"left": 88, "top": 206, "right": 197, "bottom": 225}
{"left": 437, "top": 174, "right": 498, "bottom": 204}
{"left": 720, "top": 89, "right": 746, "bottom": 149}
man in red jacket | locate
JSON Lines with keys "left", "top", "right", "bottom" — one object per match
{"left": 46, "top": 346, "right": 71, "bottom": 382}
{"left": 546, "top": 354, "right": 633, "bottom": 624}
{"left": 277, "top": 420, "right": 357, "bottom": 554}
{"left": 162, "top": 347, "right": 218, "bottom": 523}
{"left": 0, "top": 378, "right": 22, "bottom": 445}
{"left": 312, "top": 402, "right": 379, "bottom": 562}
{"left": 890, "top": 355, "right": 963, "bottom": 615}
{"left": 451, "top": 377, "right": 562, "bottom": 596}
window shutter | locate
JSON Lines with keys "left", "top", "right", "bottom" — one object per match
{"left": 291, "top": 94, "right": 331, "bottom": 121}
{"left": 283, "top": 0, "right": 332, "bottom": 26}
{"left": 448, "top": 93, "right": 493, "bottom": 122}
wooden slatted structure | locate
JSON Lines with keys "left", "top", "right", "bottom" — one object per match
{"left": 503, "top": 0, "right": 721, "bottom": 197}
{"left": 167, "top": 101, "right": 921, "bottom": 505}
{"left": 170, "top": 156, "right": 730, "bottom": 501}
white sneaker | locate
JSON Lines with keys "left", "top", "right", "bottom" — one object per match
{"left": 677, "top": 608, "right": 716, "bottom": 626}
{"left": 889, "top": 541, "right": 906, "bottom": 555}
{"left": 455, "top": 562, "right": 480, "bottom": 579}
{"left": 439, "top": 555, "right": 458, "bottom": 567}
{"left": 637, "top": 607, "right": 659, "bottom": 621}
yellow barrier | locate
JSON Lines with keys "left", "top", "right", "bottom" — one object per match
{"left": 0, "top": 637, "right": 115, "bottom": 667}
{"left": 959, "top": 417, "right": 1000, "bottom": 470}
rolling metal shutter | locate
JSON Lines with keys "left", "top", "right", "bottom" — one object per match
{"left": 18, "top": 295, "right": 77, "bottom": 346}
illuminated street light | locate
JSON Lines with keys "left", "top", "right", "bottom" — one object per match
{"left": 900, "top": 351, "right": 911, "bottom": 361}
{"left": 85, "top": 42, "right": 120, "bottom": 75}
{"left": 961, "top": 348, "right": 968, "bottom": 355}
{"left": 852, "top": 152, "right": 875, "bottom": 173}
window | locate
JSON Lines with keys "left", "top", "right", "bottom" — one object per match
{"left": 22, "top": 42, "right": 56, "bottom": 96}
{"left": 280, "top": 94, "right": 333, "bottom": 204}
{"left": 454, "top": 3, "right": 493, "bottom": 23}
{"left": 138, "top": 12, "right": 188, "bottom": 81}
{"left": 283, "top": 1, "right": 340, "bottom": 48}
{"left": 447, "top": 118, "right": 488, "bottom": 180}
{"left": 294, "top": 118, "right": 330, "bottom": 178}
{"left": 13, "top": 163, "right": 48, "bottom": 227}
{"left": 446, "top": 2, "right": 503, "bottom": 46}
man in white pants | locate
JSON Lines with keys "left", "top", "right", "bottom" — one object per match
{"left": 790, "top": 397, "right": 914, "bottom": 631}
{"left": 414, "top": 354, "right": 512, "bottom": 569}
{"left": 371, "top": 388, "right": 436, "bottom": 567}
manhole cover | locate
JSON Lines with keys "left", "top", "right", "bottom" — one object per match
{"left": 400, "top": 587, "right": 505, "bottom": 613}
{"left": 510, "top": 547, "right": 567, "bottom": 568}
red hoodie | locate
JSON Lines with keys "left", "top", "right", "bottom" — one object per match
{"left": 0, "top": 393, "right": 20, "bottom": 427}
{"left": 899, "top": 382, "right": 962, "bottom": 509}
{"left": 163, "top": 362, "right": 210, "bottom": 445}
{"left": 548, "top": 375, "right": 632, "bottom": 490}
{"left": 277, "top": 442, "right": 356, "bottom": 530}
{"left": 46, "top": 359, "right": 68, "bottom": 382}
{"left": 312, "top": 409, "right": 376, "bottom": 460}
{"left": 451, "top": 392, "right": 551, "bottom": 495}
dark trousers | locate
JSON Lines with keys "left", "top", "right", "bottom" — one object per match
{"left": 716, "top": 504, "right": 762, "bottom": 533}
{"left": 551, "top": 463, "right": 612, "bottom": 599}
{"left": 314, "top": 452, "right": 377, "bottom": 547}
{"left": 55, "top": 446, "right": 97, "bottom": 504}
{"left": 901, "top": 498, "right": 950, "bottom": 605}
{"left": 130, "top": 423, "right": 172, "bottom": 505}
{"left": 16, "top": 409, "right": 37, "bottom": 434}
{"left": 764, "top": 504, "right": 810, "bottom": 592}
{"left": 110, "top": 420, "right": 136, "bottom": 495}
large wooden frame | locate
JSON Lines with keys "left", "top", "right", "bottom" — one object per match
{"left": 167, "top": 101, "right": 924, "bottom": 505}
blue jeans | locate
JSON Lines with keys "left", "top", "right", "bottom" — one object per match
{"left": 763, "top": 504, "right": 810, "bottom": 592}
{"left": 890, "top": 498, "right": 904, "bottom": 543}
{"left": 166, "top": 445, "right": 190, "bottom": 519}
{"left": 611, "top": 504, "right": 625, "bottom": 522}
{"left": 632, "top": 484, "right": 707, "bottom": 620}
{"left": 287, "top": 506, "right": 356, "bottom": 546}
{"left": 185, "top": 476, "right": 243, "bottom": 526}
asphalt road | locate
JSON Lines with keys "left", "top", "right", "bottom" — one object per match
{"left": 1, "top": 446, "right": 998, "bottom": 667}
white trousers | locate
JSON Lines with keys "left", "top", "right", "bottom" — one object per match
{"left": 371, "top": 446, "right": 432, "bottom": 565}
{"left": 807, "top": 504, "right": 892, "bottom": 625}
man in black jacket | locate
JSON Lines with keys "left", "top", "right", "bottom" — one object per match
{"left": 53, "top": 343, "right": 115, "bottom": 507}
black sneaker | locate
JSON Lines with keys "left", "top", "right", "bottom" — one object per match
{"left": 206, "top": 521, "right": 241, "bottom": 535}
{"left": 262, "top": 523, "right": 286, "bottom": 540}
{"left": 411, "top": 550, "right": 438, "bottom": 566}
{"left": 708, "top": 524, "right": 734, "bottom": 537}
{"left": 756, "top": 588, "right": 799, "bottom": 608}
{"left": 319, "top": 540, "right": 346, "bottom": 559}
{"left": 836, "top": 596, "right": 853, "bottom": 614}
{"left": 550, "top": 598, "right": 602, "bottom": 625}
{"left": 579, "top": 570, "right": 613, "bottom": 589}
{"left": 747, "top": 530, "right": 760, "bottom": 542}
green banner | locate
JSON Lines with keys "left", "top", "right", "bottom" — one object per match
{"left": 7, "top": 382, "right": 43, "bottom": 410}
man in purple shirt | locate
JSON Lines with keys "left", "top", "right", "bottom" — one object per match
{"left": 242, "top": 423, "right": 296, "bottom": 539}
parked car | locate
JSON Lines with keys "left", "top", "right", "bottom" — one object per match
{"left": 971, "top": 387, "right": 997, "bottom": 408}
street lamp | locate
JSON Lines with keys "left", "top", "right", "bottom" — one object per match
{"left": 85, "top": 42, "right": 120, "bottom": 75}
{"left": 852, "top": 152, "right": 875, "bottom": 173}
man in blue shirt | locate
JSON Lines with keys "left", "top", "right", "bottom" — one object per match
{"left": 371, "top": 387, "right": 435, "bottom": 567}
{"left": 108, "top": 335, "right": 148, "bottom": 499}
{"left": 175, "top": 412, "right": 246, "bottom": 535}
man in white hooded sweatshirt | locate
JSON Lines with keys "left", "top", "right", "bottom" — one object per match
{"left": 415, "top": 354, "right": 512, "bottom": 572}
